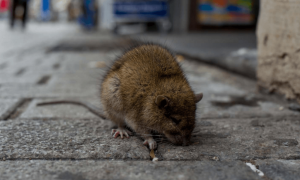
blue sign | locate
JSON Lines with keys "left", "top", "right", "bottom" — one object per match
{"left": 78, "top": 0, "right": 97, "bottom": 28}
{"left": 41, "top": 0, "right": 50, "bottom": 21}
{"left": 113, "top": 1, "right": 168, "bottom": 19}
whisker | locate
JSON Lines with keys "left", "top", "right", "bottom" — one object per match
{"left": 158, "top": 140, "right": 176, "bottom": 146}
{"left": 134, "top": 133, "right": 163, "bottom": 137}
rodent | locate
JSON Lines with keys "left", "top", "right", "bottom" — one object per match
{"left": 38, "top": 43, "right": 203, "bottom": 150}
{"left": 100, "top": 43, "right": 203, "bottom": 149}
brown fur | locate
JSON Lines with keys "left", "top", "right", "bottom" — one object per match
{"left": 100, "top": 43, "right": 202, "bottom": 148}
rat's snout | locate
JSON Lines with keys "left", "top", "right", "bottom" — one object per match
{"left": 166, "top": 133, "right": 191, "bottom": 146}
{"left": 175, "top": 137, "right": 190, "bottom": 146}
{"left": 165, "top": 134, "right": 182, "bottom": 145}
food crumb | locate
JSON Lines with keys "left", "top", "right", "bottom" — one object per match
{"left": 150, "top": 149, "right": 155, "bottom": 159}
{"left": 212, "top": 156, "right": 219, "bottom": 161}
{"left": 176, "top": 55, "right": 185, "bottom": 62}
{"left": 88, "top": 61, "right": 106, "bottom": 68}
{"left": 150, "top": 149, "right": 159, "bottom": 161}
{"left": 152, "top": 157, "right": 159, "bottom": 162}
{"left": 279, "top": 106, "right": 284, "bottom": 111}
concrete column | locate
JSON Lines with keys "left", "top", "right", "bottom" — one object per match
{"left": 256, "top": 0, "right": 300, "bottom": 103}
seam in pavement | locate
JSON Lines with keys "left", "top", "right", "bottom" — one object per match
{"left": 2, "top": 98, "right": 31, "bottom": 120}
{"left": 2, "top": 157, "right": 300, "bottom": 162}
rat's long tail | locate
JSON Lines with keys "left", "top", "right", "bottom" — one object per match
{"left": 37, "top": 100, "right": 107, "bottom": 120}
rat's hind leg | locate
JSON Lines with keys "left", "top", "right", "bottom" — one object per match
{"left": 111, "top": 128, "right": 132, "bottom": 139}
{"left": 108, "top": 113, "right": 132, "bottom": 139}
{"left": 101, "top": 74, "right": 131, "bottom": 138}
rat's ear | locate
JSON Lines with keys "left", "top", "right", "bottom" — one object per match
{"left": 195, "top": 93, "right": 203, "bottom": 103}
{"left": 155, "top": 95, "right": 169, "bottom": 108}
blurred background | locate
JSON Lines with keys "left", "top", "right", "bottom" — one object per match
{"left": 0, "top": 0, "right": 299, "bottom": 104}
{"left": 1, "top": 0, "right": 298, "bottom": 103}
{"left": 0, "top": 0, "right": 261, "bottom": 79}
{"left": 0, "top": 0, "right": 259, "bottom": 32}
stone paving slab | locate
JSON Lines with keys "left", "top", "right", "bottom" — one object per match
{"left": 255, "top": 160, "right": 300, "bottom": 180}
{"left": 181, "top": 61, "right": 299, "bottom": 119}
{"left": 34, "top": 54, "right": 65, "bottom": 72}
{"left": 20, "top": 98, "right": 102, "bottom": 119}
{"left": 186, "top": 76, "right": 299, "bottom": 119}
{"left": 55, "top": 52, "right": 109, "bottom": 73}
{"left": 0, "top": 73, "right": 45, "bottom": 85}
{"left": 0, "top": 67, "right": 101, "bottom": 87}
{"left": 18, "top": 54, "right": 65, "bottom": 74}
{"left": 0, "top": 98, "right": 22, "bottom": 120}
{"left": 0, "top": 119, "right": 149, "bottom": 160}
{"left": 188, "top": 74, "right": 246, "bottom": 96}
{"left": 48, "top": 72, "right": 102, "bottom": 86}
{"left": 131, "top": 32, "right": 257, "bottom": 78}
{"left": 0, "top": 85, "right": 52, "bottom": 98}
{"left": 156, "top": 117, "right": 300, "bottom": 161}
{"left": 198, "top": 100, "right": 299, "bottom": 119}
{"left": 0, "top": 53, "right": 46, "bottom": 74}
{"left": 11, "top": 53, "right": 103, "bottom": 74}
{"left": 0, "top": 160, "right": 261, "bottom": 180}
{"left": 46, "top": 83, "right": 100, "bottom": 97}
{"left": 0, "top": 52, "right": 103, "bottom": 75}
{"left": 180, "top": 60, "right": 257, "bottom": 93}
{"left": 14, "top": 52, "right": 110, "bottom": 74}
{"left": 0, "top": 84, "right": 99, "bottom": 98}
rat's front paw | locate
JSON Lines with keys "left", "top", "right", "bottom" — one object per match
{"left": 111, "top": 128, "right": 132, "bottom": 139}
{"left": 143, "top": 138, "right": 157, "bottom": 150}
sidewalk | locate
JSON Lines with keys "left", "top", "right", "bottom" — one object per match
{"left": 0, "top": 22, "right": 299, "bottom": 180}
{"left": 131, "top": 31, "right": 257, "bottom": 78}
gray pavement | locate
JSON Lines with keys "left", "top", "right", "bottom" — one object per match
{"left": 0, "top": 160, "right": 261, "bottom": 180}
{"left": 0, "top": 21, "right": 299, "bottom": 180}
{"left": 131, "top": 31, "right": 257, "bottom": 78}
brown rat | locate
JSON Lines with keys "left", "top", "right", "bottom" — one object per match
{"left": 101, "top": 43, "right": 203, "bottom": 149}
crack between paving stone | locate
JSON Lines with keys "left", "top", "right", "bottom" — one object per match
{"left": 36, "top": 75, "right": 51, "bottom": 85}
{"left": 3, "top": 157, "right": 300, "bottom": 162}
{"left": 158, "top": 49, "right": 256, "bottom": 80}
{"left": 0, "top": 96, "right": 98, "bottom": 99}
{"left": 200, "top": 116, "right": 271, "bottom": 120}
{"left": 200, "top": 114, "right": 300, "bottom": 120}
{"left": 14, "top": 117, "right": 105, "bottom": 121}
{"left": 0, "top": 158, "right": 221, "bottom": 162}
{"left": 2, "top": 99, "right": 29, "bottom": 120}
{"left": 11, "top": 114, "right": 300, "bottom": 121}
{"left": 14, "top": 114, "right": 300, "bottom": 122}
{"left": 3, "top": 98, "right": 32, "bottom": 120}
{"left": 1, "top": 158, "right": 151, "bottom": 161}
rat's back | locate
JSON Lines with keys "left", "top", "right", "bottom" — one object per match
{"left": 101, "top": 44, "right": 188, "bottom": 113}
{"left": 109, "top": 44, "right": 183, "bottom": 82}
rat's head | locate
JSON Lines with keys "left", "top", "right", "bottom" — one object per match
{"left": 147, "top": 92, "right": 203, "bottom": 146}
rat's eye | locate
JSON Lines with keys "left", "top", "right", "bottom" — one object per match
{"left": 170, "top": 117, "right": 181, "bottom": 125}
